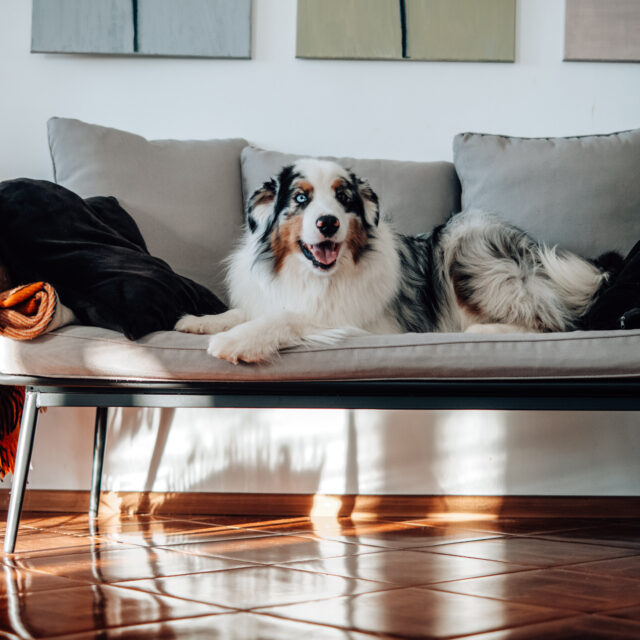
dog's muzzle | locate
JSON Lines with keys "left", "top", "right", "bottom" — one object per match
{"left": 299, "top": 240, "right": 342, "bottom": 270}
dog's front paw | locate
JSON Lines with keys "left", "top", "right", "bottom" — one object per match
{"left": 207, "top": 330, "right": 276, "bottom": 364}
{"left": 175, "top": 310, "right": 245, "bottom": 335}
{"left": 175, "top": 314, "right": 212, "bottom": 334}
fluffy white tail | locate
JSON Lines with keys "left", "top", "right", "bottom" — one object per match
{"left": 539, "top": 246, "right": 605, "bottom": 321}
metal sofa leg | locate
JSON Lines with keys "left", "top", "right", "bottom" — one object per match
{"left": 4, "top": 390, "right": 39, "bottom": 554}
{"left": 89, "top": 407, "right": 108, "bottom": 519}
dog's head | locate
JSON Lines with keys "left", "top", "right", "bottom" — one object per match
{"left": 247, "top": 159, "right": 380, "bottom": 274}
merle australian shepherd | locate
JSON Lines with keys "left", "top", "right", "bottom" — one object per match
{"left": 175, "top": 159, "right": 606, "bottom": 363}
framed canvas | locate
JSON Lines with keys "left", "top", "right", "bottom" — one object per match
{"left": 565, "top": 0, "right": 640, "bottom": 62}
{"left": 31, "top": 0, "right": 252, "bottom": 58}
{"left": 296, "top": 0, "right": 515, "bottom": 62}
{"left": 297, "top": 0, "right": 402, "bottom": 60}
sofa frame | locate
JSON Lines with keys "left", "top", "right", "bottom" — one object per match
{"left": 3, "top": 374, "right": 640, "bottom": 553}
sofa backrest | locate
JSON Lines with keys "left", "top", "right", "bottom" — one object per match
{"left": 48, "top": 118, "right": 463, "bottom": 301}
{"left": 241, "top": 146, "right": 461, "bottom": 237}
{"left": 48, "top": 117, "right": 247, "bottom": 303}
{"left": 454, "top": 129, "right": 640, "bottom": 259}
{"left": 48, "top": 118, "right": 639, "bottom": 306}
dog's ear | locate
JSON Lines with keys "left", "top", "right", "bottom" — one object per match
{"left": 247, "top": 178, "right": 277, "bottom": 233}
{"left": 350, "top": 173, "right": 380, "bottom": 228}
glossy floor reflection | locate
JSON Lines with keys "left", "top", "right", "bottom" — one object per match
{"left": 0, "top": 512, "right": 639, "bottom": 638}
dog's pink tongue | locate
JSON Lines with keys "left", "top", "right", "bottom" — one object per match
{"left": 312, "top": 243, "right": 339, "bottom": 265}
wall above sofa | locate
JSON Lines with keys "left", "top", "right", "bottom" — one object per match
{"left": 0, "top": 0, "right": 639, "bottom": 497}
{"left": 1, "top": 0, "right": 639, "bottom": 182}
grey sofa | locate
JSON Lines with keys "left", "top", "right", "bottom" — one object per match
{"left": 1, "top": 118, "right": 639, "bottom": 553}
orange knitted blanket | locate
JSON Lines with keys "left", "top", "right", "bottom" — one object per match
{"left": 0, "top": 282, "right": 59, "bottom": 478}
{"left": 0, "top": 281, "right": 58, "bottom": 340}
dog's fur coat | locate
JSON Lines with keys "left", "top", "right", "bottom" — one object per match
{"left": 176, "top": 159, "right": 606, "bottom": 363}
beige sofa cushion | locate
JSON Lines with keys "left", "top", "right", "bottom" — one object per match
{"left": 241, "top": 146, "right": 461, "bottom": 236}
{"left": 47, "top": 117, "right": 248, "bottom": 303}
{"left": 1, "top": 326, "right": 638, "bottom": 382}
{"left": 453, "top": 129, "right": 640, "bottom": 259}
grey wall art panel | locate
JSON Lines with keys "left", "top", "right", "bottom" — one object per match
{"left": 137, "top": 0, "right": 251, "bottom": 58}
{"left": 32, "top": 0, "right": 134, "bottom": 54}
{"left": 31, "top": 0, "right": 252, "bottom": 58}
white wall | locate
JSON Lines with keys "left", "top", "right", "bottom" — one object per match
{"left": 1, "top": 0, "right": 639, "bottom": 495}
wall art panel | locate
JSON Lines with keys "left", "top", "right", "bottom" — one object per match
{"left": 296, "top": 0, "right": 515, "bottom": 62}
{"left": 565, "top": 0, "right": 640, "bottom": 62}
{"left": 31, "top": 0, "right": 251, "bottom": 58}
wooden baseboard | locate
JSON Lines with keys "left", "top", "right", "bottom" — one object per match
{"left": 0, "top": 490, "right": 638, "bottom": 518}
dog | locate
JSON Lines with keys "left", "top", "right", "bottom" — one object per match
{"left": 175, "top": 158, "right": 607, "bottom": 364}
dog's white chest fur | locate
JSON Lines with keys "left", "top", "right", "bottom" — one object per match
{"left": 228, "top": 221, "right": 401, "bottom": 333}
{"left": 175, "top": 158, "right": 606, "bottom": 364}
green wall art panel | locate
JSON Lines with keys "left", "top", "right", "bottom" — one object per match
{"left": 406, "top": 0, "right": 515, "bottom": 61}
{"left": 31, "top": 0, "right": 252, "bottom": 58}
{"left": 297, "top": 0, "right": 402, "bottom": 60}
{"left": 297, "top": 0, "right": 515, "bottom": 62}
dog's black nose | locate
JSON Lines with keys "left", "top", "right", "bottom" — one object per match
{"left": 316, "top": 215, "right": 340, "bottom": 237}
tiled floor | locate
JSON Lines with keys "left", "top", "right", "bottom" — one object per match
{"left": 0, "top": 512, "right": 639, "bottom": 638}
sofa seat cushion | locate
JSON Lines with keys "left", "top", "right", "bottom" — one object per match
{"left": 1, "top": 326, "right": 638, "bottom": 382}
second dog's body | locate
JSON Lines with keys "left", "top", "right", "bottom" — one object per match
{"left": 176, "top": 159, "right": 606, "bottom": 363}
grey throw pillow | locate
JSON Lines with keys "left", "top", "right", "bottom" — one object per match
{"left": 48, "top": 117, "right": 248, "bottom": 302}
{"left": 241, "top": 146, "right": 461, "bottom": 236}
{"left": 453, "top": 129, "right": 640, "bottom": 259}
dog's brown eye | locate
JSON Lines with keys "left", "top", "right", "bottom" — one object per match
{"left": 295, "top": 193, "right": 308, "bottom": 204}
{"left": 336, "top": 191, "right": 350, "bottom": 205}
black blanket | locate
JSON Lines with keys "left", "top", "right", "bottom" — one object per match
{"left": 0, "top": 179, "right": 226, "bottom": 339}
{"left": 584, "top": 241, "right": 640, "bottom": 330}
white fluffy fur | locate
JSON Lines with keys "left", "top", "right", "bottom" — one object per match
{"left": 440, "top": 211, "right": 604, "bottom": 332}
{"left": 227, "top": 220, "right": 400, "bottom": 331}
{"left": 176, "top": 161, "right": 605, "bottom": 363}
{"left": 198, "top": 218, "right": 400, "bottom": 363}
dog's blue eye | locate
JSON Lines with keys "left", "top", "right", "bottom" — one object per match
{"left": 295, "top": 193, "right": 308, "bottom": 204}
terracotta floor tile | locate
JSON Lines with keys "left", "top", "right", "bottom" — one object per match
{"left": 261, "top": 587, "right": 571, "bottom": 638}
{"left": 459, "top": 615, "right": 640, "bottom": 639}
{"left": 100, "top": 523, "right": 273, "bottom": 547}
{"left": 16, "top": 546, "right": 255, "bottom": 583}
{"left": 280, "top": 549, "right": 531, "bottom": 586}
{"left": 117, "top": 565, "right": 386, "bottom": 610}
{"left": 0, "top": 583, "right": 226, "bottom": 637}
{"left": 0, "top": 512, "right": 71, "bottom": 531}
{"left": 539, "top": 522, "right": 640, "bottom": 550}
{"left": 430, "top": 537, "right": 637, "bottom": 567}
{"left": 53, "top": 612, "right": 389, "bottom": 639}
{"left": 567, "top": 555, "right": 640, "bottom": 580}
{"left": 309, "top": 521, "right": 498, "bottom": 549}
{"left": 170, "top": 515, "right": 318, "bottom": 530}
{"left": 1, "top": 530, "right": 126, "bottom": 558}
{"left": 16, "top": 513, "right": 171, "bottom": 534}
{"left": 406, "top": 518, "right": 613, "bottom": 536}
{"left": 191, "top": 516, "right": 400, "bottom": 537}
{"left": 165, "top": 534, "right": 373, "bottom": 564}
{"left": 189, "top": 517, "right": 408, "bottom": 536}
{"left": 5, "top": 511, "right": 640, "bottom": 638}
{"left": 0, "top": 564, "right": 85, "bottom": 594}
{"left": 431, "top": 568, "right": 640, "bottom": 613}
{"left": 599, "top": 604, "right": 640, "bottom": 622}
